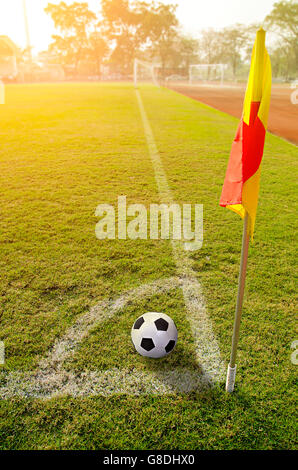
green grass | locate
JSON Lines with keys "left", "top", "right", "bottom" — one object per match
{"left": 0, "top": 83, "right": 297, "bottom": 449}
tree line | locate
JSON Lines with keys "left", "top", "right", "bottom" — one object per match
{"left": 42, "top": 0, "right": 297, "bottom": 81}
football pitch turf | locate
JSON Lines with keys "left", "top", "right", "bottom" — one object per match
{"left": 0, "top": 83, "right": 297, "bottom": 449}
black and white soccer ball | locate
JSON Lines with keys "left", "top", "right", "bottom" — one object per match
{"left": 131, "top": 312, "right": 178, "bottom": 358}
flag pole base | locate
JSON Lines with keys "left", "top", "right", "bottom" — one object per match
{"left": 225, "top": 364, "right": 237, "bottom": 393}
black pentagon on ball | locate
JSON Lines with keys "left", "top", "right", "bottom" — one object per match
{"left": 165, "top": 340, "right": 176, "bottom": 353}
{"left": 133, "top": 316, "right": 145, "bottom": 329}
{"left": 141, "top": 338, "right": 155, "bottom": 351}
{"left": 154, "top": 318, "right": 169, "bottom": 331}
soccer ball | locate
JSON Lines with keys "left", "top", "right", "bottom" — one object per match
{"left": 131, "top": 312, "right": 178, "bottom": 358}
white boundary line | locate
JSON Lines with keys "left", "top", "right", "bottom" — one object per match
{"left": 0, "top": 86, "right": 225, "bottom": 398}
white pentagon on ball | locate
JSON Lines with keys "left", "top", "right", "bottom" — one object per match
{"left": 131, "top": 312, "right": 178, "bottom": 358}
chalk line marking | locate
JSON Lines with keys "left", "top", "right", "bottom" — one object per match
{"left": 136, "top": 87, "right": 224, "bottom": 381}
{"left": 0, "top": 86, "right": 225, "bottom": 398}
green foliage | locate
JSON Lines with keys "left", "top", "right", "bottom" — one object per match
{"left": 265, "top": 0, "right": 298, "bottom": 43}
{"left": 176, "top": 36, "right": 199, "bottom": 69}
{"left": 45, "top": 1, "right": 103, "bottom": 73}
{"left": 45, "top": 2, "right": 96, "bottom": 34}
{"left": 219, "top": 25, "right": 251, "bottom": 78}
{"left": 101, "top": 0, "right": 144, "bottom": 73}
{"left": 88, "top": 32, "right": 109, "bottom": 75}
{"left": 140, "top": 2, "right": 179, "bottom": 71}
{"left": 265, "top": 0, "right": 298, "bottom": 77}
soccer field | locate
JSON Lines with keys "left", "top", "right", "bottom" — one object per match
{"left": 0, "top": 83, "right": 297, "bottom": 449}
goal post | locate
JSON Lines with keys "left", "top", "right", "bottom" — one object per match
{"left": 189, "top": 64, "right": 227, "bottom": 86}
{"left": 134, "top": 59, "right": 160, "bottom": 88}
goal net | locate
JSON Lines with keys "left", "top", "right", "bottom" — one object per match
{"left": 134, "top": 59, "right": 160, "bottom": 88}
{"left": 189, "top": 64, "right": 226, "bottom": 85}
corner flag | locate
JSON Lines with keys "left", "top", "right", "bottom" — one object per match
{"left": 220, "top": 28, "right": 271, "bottom": 238}
{"left": 221, "top": 29, "right": 271, "bottom": 392}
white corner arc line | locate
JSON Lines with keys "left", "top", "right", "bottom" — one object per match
{"left": 39, "top": 277, "right": 179, "bottom": 370}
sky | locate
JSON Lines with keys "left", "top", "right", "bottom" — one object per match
{"left": 0, "top": 0, "right": 278, "bottom": 53}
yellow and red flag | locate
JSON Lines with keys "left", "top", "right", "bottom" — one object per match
{"left": 220, "top": 28, "right": 271, "bottom": 237}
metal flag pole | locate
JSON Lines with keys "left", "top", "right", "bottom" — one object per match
{"left": 225, "top": 28, "right": 266, "bottom": 393}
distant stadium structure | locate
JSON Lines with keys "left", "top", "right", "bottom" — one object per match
{"left": 0, "top": 36, "right": 18, "bottom": 81}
